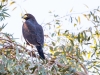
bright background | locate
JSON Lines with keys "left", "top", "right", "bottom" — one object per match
{"left": 2, "top": 0, "right": 100, "bottom": 44}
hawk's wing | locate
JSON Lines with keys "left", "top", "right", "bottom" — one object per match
{"left": 35, "top": 24, "right": 44, "bottom": 46}
{"left": 22, "top": 19, "right": 44, "bottom": 46}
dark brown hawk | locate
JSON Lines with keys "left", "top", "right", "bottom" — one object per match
{"left": 22, "top": 13, "right": 45, "bottom": 59}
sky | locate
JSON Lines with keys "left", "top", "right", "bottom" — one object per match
{"left": 2, "top": 0, "right": 100, "bottom": 44}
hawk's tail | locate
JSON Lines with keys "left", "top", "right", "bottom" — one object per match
{"left": 36, "top": 46, "right": 45, "bottom": 59}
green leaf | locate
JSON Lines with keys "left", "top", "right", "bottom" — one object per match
{"left": 30, "top": 66, "right": 37, "bottom": 74}
{"left": 2, "top": 54, "right": 7, "bottom": 64}
{"left": 54, "top": 14, "right": 58, "bottom": 17}
{"left": 95, "top": 65, "right": 100, "bottom": 68}
{"left": 78, "top": 33, "right": 80, "bottom": 42}
{"left": 83, "top": 31, "right": 87, "bottom": 40}
{"left": 70, "top": 16, "right": 73, "bottom": 23}
{"left": 0, "top": 23, "right": 7, "bottom": 31}
{"left": 16, "top": 45, "right": 19, "bottom": 57}
{"left": 87, "top": 36, "right": 90, "bottom": 41}
{"left": 41, "top": 66, "right": 46, "bottom": 75}
{"left": 69, "top": 67, "right": 76, "bottom": 73}
{"left": 74, "top": 23, "right": 77, "bottom": 27}
{"left": 50, "top": 46, "right": 53, "bottom": 50}
{"left": 51, "top": 33, "right": 55, "bottom": 37}
{"left": 0, "top": 64, "right": 5, "bottom": 73}
{"left": 52, "top": 42, "right": 55, "bottom": 46}
{"left": 10, "top": 1, "right": 15, "bottom": 6}
{"left": 54, "top": 52, "right": 61, "bottom": 56}
{"left": 70, "top": 40, "right": 74, "bottom": 46}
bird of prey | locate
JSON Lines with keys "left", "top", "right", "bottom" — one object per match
{"left": 22, "top": 13, "right": 45, "bottom": 59}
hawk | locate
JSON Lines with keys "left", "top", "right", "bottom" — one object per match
{"left": 22, "top": 13, "right": 45, "bottom": 59}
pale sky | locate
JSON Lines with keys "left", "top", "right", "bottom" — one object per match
{"left": 2, "top": 0, "right": 100, "bottom": 44}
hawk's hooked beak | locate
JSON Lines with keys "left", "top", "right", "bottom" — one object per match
{"left": 22, "top": 14, "right": 28, "bottom": 19}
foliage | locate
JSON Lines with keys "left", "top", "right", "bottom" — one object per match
{"left": 0, "top": 0, "right": 100, "bottom": 75}
{"left": 0, "top": 0, "right": 10, "bottom": 21}
{"left": 43, "top": 6, "right": 100, "bottom": 75}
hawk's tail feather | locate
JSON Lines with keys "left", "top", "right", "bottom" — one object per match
{"left": 36, "top": 46, "right": 45, "bottom": 59}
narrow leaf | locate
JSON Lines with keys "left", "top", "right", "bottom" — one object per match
{"left": 12, "top": 7, "right": 17, "bottom": 11}
{"left": 78, "top": 16, "right": 81, "bottom": 24}
{"left": 88, "top": 52, "right": 91, "bottom": 59}
{"left": 83, "top": 4, "right": 89, "bottom": 8}
{"left": 70, "top": 8, "right": 73, "bottom": 12}
{"left": 10, "top": 1, "right": 15, "bottom": 6}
